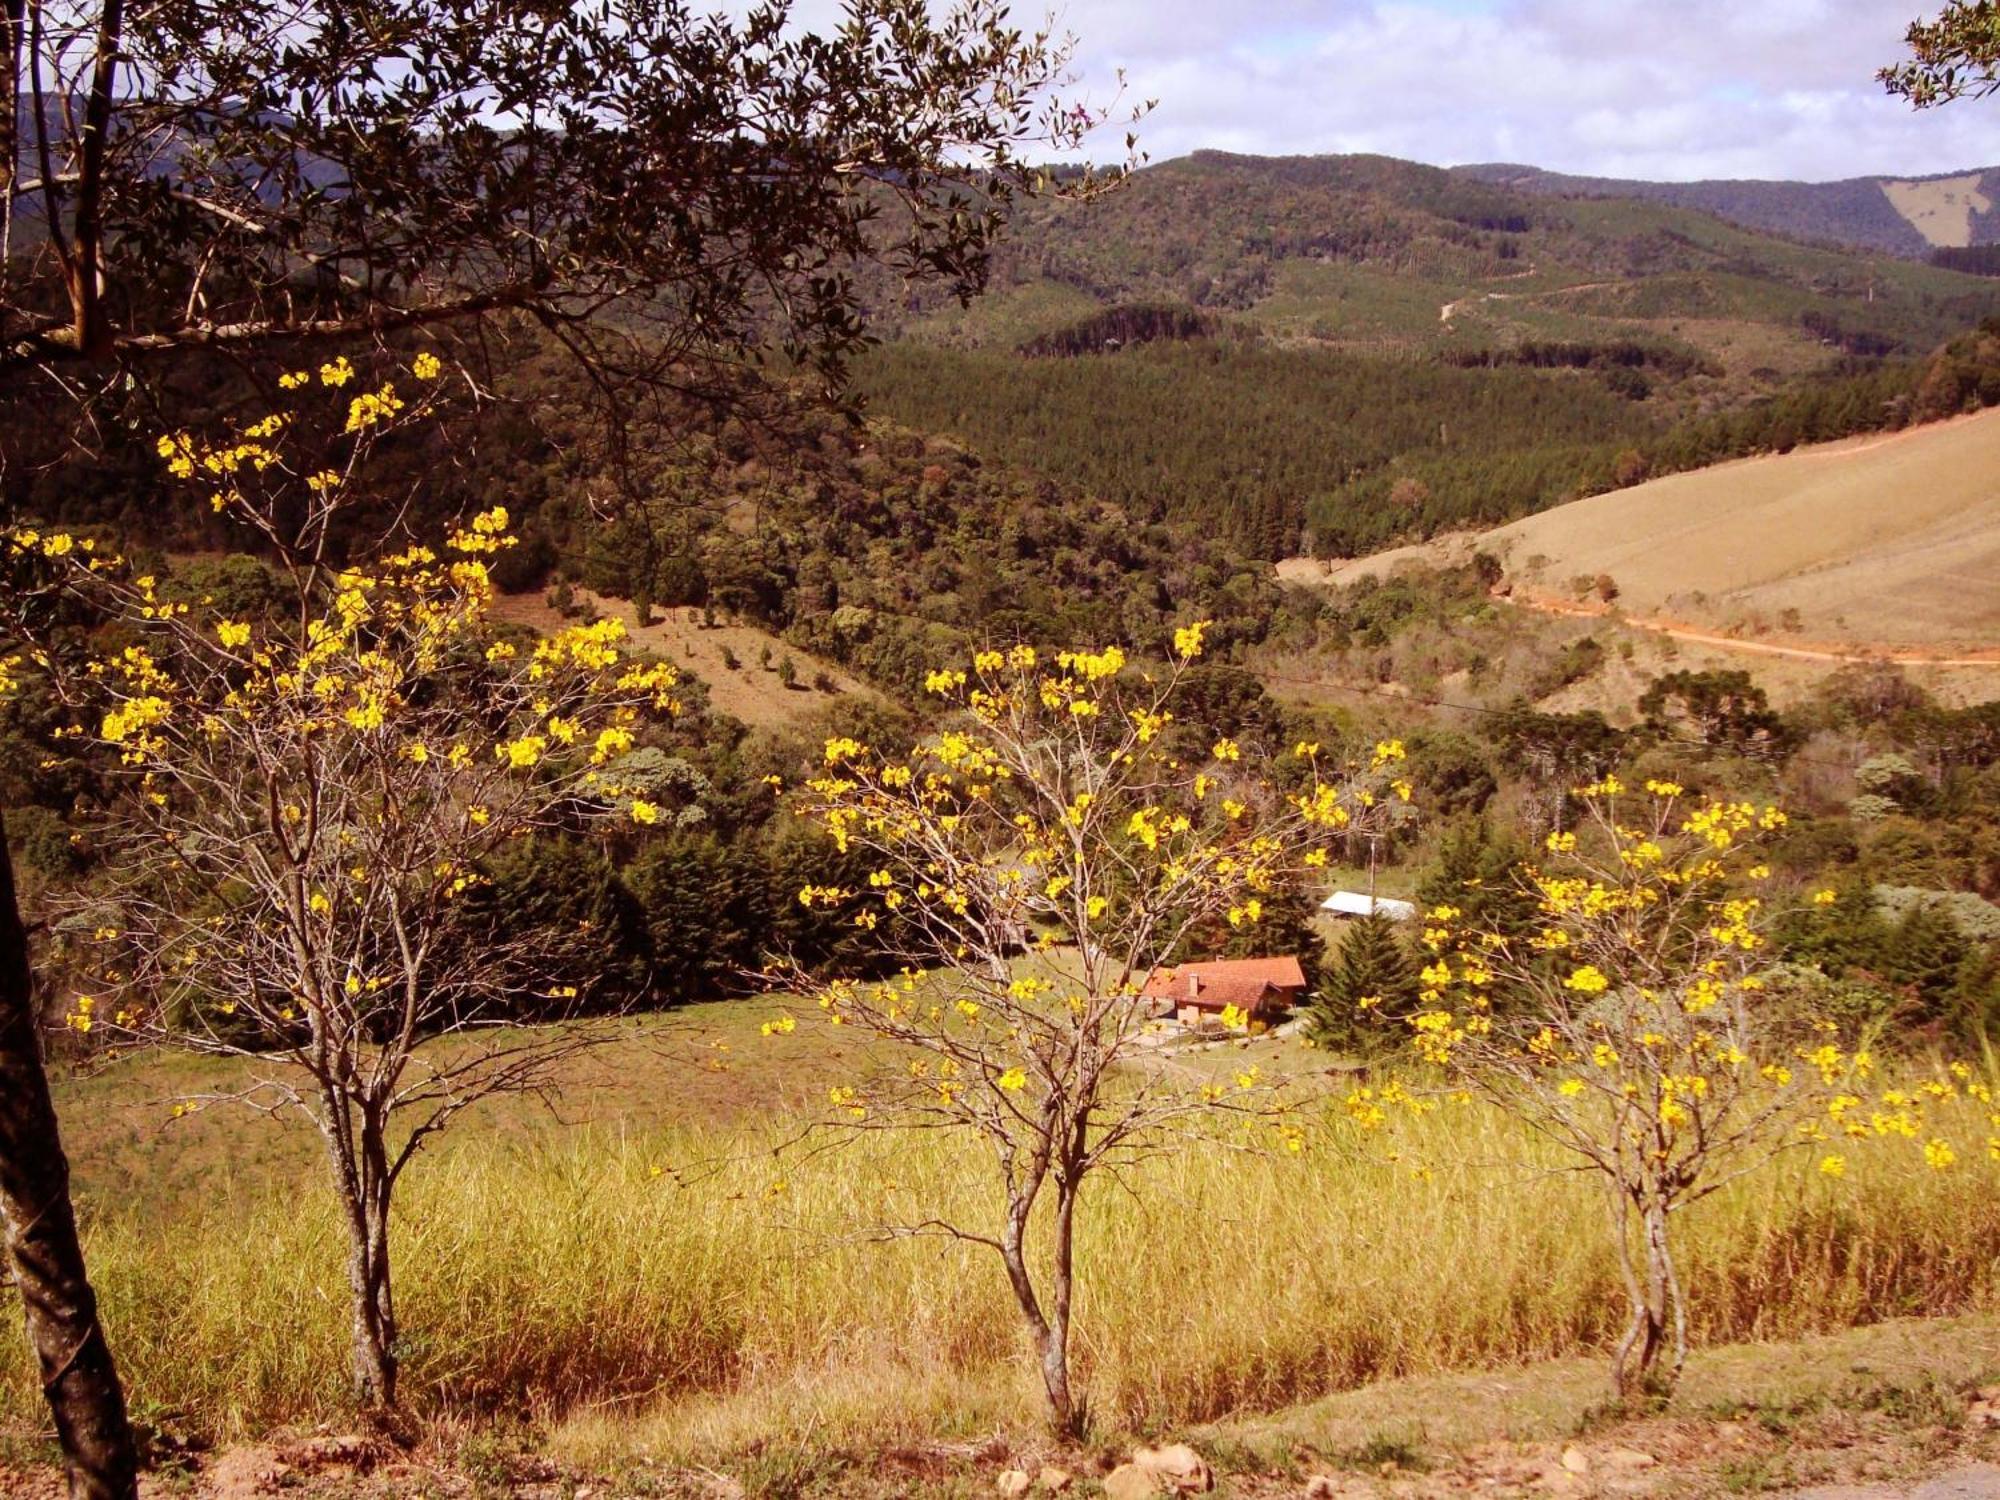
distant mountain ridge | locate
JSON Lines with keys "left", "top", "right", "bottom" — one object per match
{"left": 1451, "top": 162, "right": 2000, "bottom": 259}
{"left": 884, "top": 148, "right": 2000, "bottom": 367}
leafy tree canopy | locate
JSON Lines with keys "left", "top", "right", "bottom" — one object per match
{"left": 1882, "top": 2, "right": 2000, "bottom": 106}
{"left": 1, "top": 0, "right": 1130, "bottom": 401}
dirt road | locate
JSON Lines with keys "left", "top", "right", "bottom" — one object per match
{"left": 1507, "top": 590, "right": 2000, "bottom": 668}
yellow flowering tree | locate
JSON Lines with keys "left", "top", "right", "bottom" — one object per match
{"left": 151, "top": 348, "right": 447, "bottom": 571}
{"left": 1407, "top": 779, "right": 1964, "bottom": 1400}
{"left": 2, "top": 387, "right": 679, "bottom": 1410}
{"left": 790, "top": 629, "right": 1413, "bottom": 1435}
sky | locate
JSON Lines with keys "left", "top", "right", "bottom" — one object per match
{"left": 1027, "top": 0, "right": 2000, "bottom": 181}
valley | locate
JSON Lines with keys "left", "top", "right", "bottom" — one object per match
{"left": 6, "top": 17, "right": 2000, "bottom": 1490}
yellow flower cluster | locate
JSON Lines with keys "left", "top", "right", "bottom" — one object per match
{"left": 1054, "top": 645, "right": 1125, "bottom": 682}
{"left": 344, "top": 382, "right": 405, "bottom": 434}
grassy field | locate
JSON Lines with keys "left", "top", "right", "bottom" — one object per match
{"left": 488, "top": 589, "right": 881, "bottom": 734}
{"left": 1475, "top": 407, "right": 2000, "bottom": 653}
{"left": 10, "top": 998, "right": 2000, "bottom": 1474}
{"left": 1280, "top": 406, "right": 2000, "bottom": 711}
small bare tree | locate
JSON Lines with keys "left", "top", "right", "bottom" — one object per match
{"left": 789, "top": 631, "right": 1413, "bottom": 1435}
{"left": 4, "top": 372, "right": 681, "bottom": 1409}
{"left": 1406, "top": 777, "right": 1963, "bottom": 1399}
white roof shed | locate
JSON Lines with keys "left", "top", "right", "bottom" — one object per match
{"left": 1320, "top": 891, "right": 1418, "bottom": 922}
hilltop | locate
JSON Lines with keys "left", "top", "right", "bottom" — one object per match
{"left": 881, "top": 151, "right": 2000, "bottom": 362}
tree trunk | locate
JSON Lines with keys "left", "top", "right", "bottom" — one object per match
{"left": 998, "top": 1192, "right": 1079, "bottom": 1439}
{"left": 1611, "top": 1196, "right": 1679, "bottom": 1401}
{"left": 0, "top": 817, "right": 138, "bottom": 1499}
{"left": 1033, "top": 1322, "right": 1077, "bottom": 1440}
{"left": 67, "top": 0, "right": 125, "bottom": 357}
{"left": 324, "top": 1100, "right": 398, "bottom": 1409}
{"left": 1039, "top": 1174, "right": 1083, "bottom": 1440}
{"left": 2, "top": 0, "right": 22, "bottom": 212}
{"left": 1650, "top": 1199, "right": 1689, "bottom": 1395}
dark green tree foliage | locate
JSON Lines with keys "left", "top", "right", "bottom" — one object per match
{"left": 1905, "top": 701, "right": 2000, "bottom": 786}
{"left": 468, "top": 839, "right": 652, "bottom": 1015}
{"left": 1404, "top": 733, "right": 1498, "bottom": 820}
{"left": 1951, "top": 944, "right": 2000, "bottom": 1048}
{"left": 1644, "top": 358, "right": 1922, "bottom": 466}
{"left": 1932, "top": 245, "right": 2000, "bottom": 275}
{"left": 1018, "top": 304, "right": 1215, "bottom": 358}
{"left": 624, "top": 833, "right": 773, "bottom": 998}
{"left": 1913, "top": 320, "right": 2000, "bottom": 417}
{"left": 1492, "top": 704, "right": 1623, "bottom": 833}
{"left": 1417, "top": 819, "right": 1539, "bottom": 947}
{"left": 1440, "top": 338, "right": 1718, "bottom": 379}
{"left": 1881, "top": 899, "right": 1973, "bottom": 1009}
{"left": 1528, "top": 636, "right": 1607, "bottom": 700}
{"left": 858, "top": 340, "right": 1655, "bottom": 559}
{"left": 3, "top": 0, "right": 1111, "bottom": 391}
{"left": 1306, "top": 914, "right": 1419, "bottom": 1050}
{"left": 152, "top": 555, "right": 289, "bottom": 618}
{"left": 1778, "top": 880, "right": 2000, "bottom": 1047}
{"left": 1638, "top": 670, "right": 1794, "bottom": 757}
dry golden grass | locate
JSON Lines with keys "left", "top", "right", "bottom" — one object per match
{"left": 1485, "top": 416, "right": 2000, "bottom": 654}
{"left": 489, "top": 589, "right": 880, "bottom": 733}
{"left": 8, "top": 1026, "right": 1997, "bottom": 1465}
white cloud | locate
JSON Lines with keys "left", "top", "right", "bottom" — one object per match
{"left": 1034, "top": 0, "right": 2000, "bottom": 179}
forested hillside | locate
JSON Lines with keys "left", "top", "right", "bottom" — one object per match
{"left": 840, "top": 152, "right": 2000, "bottom": 560}
{"left": 883, "top": 152, "right": 2000, "bottom": 352}
{"left": 861, "top": 311, "right": 2000, "bottom": 559}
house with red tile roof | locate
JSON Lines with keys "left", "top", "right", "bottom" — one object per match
{"left": 1138, "top": 955, "right": 1308, "bottom": 1026}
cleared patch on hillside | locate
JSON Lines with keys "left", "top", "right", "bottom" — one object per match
{"left": 1292, "top": 410, "right": 2000, "bottom": 660}
{"left": 1884, "top": 173, "right": 1995, "bottom": 249}
{"left": 490, "top": 588, "right": 881, "bottom": 732}
{"left": 1482, "top": 409, "right": 2000, "bottom": 654}
{"left": 1275, "top": 413, "right": 2000, "bottom": 712}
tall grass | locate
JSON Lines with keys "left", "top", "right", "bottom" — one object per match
{"left": 5, "top": 1099, "right": 1995, "bottom": 1455}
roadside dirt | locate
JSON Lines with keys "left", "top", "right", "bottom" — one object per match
{"left": 8, "top": 1379, "right": 1996, "bottom": 1498}
{"left": 1504, "top": 589, "right": 2000, "bottom": 668}
{"left": 5, "top": 1421, "right": 1994, "bottom": 1499}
